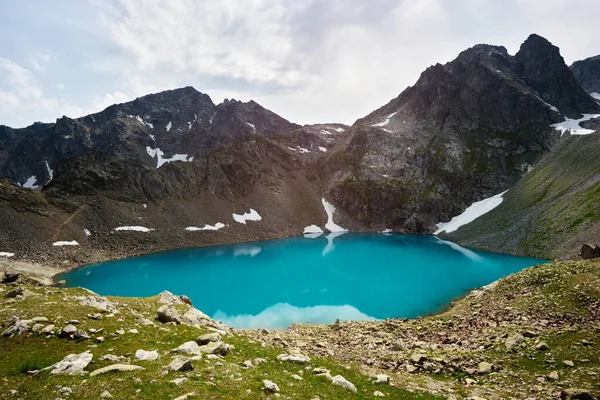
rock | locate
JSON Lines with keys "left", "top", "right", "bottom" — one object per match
{"left": 50, "top": 351, "right": 93, "bottom": 375}
{"left": 580, "top": 244, "right": 600, "bottom": 260}
{"left": 564, "top": 360, "right": 575, "bottom": 367}
{"left": 0, "top": 317, "right": 30, "bottom": 337}
{"left": 74, "top": 330, "right": 90, "bottom": 340}
{"left": 465, "top": 378, "right": 478, "bottom": 385}
{"left": 198, "top": 341, "right": 230, "bottom": 356}
{"left": 89, "top": 364, "right": 144, "bottom": 377}
{"left": 137, "top": 318, "right": 154, "bottom": 326}
{"left": 331, "top": 375, "right": 357, "bottom": 392}
{"left": 291, "top": 374, "right": 303, "bottom": 381}
{"left": 312, "top": 367, "right": 330, "bottom": 375}
{"left": 75, "top": 295, "right": 119, "bottom": 313}
{"left": 374, "top": 374, "right": 390, "bottom": 385}
{"left": 134, "top": 350, "right": 159, "bottom": 361}
{"left": 1, "top": 272, "right": 20, "bottom": 284}
{"left": 67, "top": 320, "right": 80, "bottom": 325}
{"left": 157, "top": 305, "right": 182, "bottom": 324}
{"left": 536, "top": 341, "right": 550, "bottom": 351}
{"left": 410, "top": 353, "right": 426, "bottom": 364}
{"left": 505, "top": 333, "right": 524, "bottom": 350}
{"left": 242, "top": 360, "right": 253, "bottom": 369}
{"left": 100, "top": 390, "right": 113, "bottom": 398}
{"left": 171, "top": 341, "right": 200, "bottom": 355}
{"left": 277, "top": 353, "right": 311, "bottom": 364}
{"left": 477, "top": 362, "right": 493, "bottom": 374}
{"left": 58, "top": 387, "right": 72, "bottom": 395}
{"left": 170, "top": 377, "right": 188, "bottom": 386}
{"left": 31, "top": 323, "right": 45, "bottom": 332}
{"left": 115, "top": 328, "right": 125, "bottom": 335}
{"left": 41, "top": 324, "right": 55, "bottom": 334}
{"left": 169, "top": 357, "right": 193, "bottom": 372}
{"left": 374, "top": 391, "right": 385, "bottom": 397}
{"left": 548, "top": 371, "right": 559, "bottom": 381}
{"left": 263, "top": 380, "right": 280, "bottom": 393}
{"left": 196, "top": 332, "right": 221, "bottom": 345}
{"left": 405, "top": 364, "right": 418, "bottom": 373}
{"left": 100, "top": 355, "right": 124, "bottom": 362}
{"left": 180, "top": 295, "right": 193, "bottom": 306}
{"left": 4, "top": 287, "right": 24, "bottom": 298}
{"left": 158, "top": 290, "right": 187, "bottom": 305}
{"left": 390, "top": 340, "right": 405, "bottom": 351}
{"left": 60, "top": 324, "right": 77, "bottom": 338}
{"left": 173, "top": 393, "right": 196, "bottom": 400}
{"left": 96, "top": 336, "right": 105, "bottom": 343}
{"left": 92, "top": 313, "right": 103, "bottom": 320}
{"left": 31, "top": 317, "right": 48, "bottom": 323}
{"left": 523, "top": 331, "right": 537, "bottom": 338}
{"left": 560, "top": 388, "right": 595, "bottom": 400}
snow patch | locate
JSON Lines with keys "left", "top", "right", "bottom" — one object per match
{"left": 129, "top": 115, "right": 153, "bottom": 129}
{"left": 380, "top": 228, "right": 393, "bottom": 234}
{"left": 21, "top": 176, "right": 39, "bottom": 190}
{"left": 552, "top": 114, "right": 600, "bottom": 136}
{"left": 146, "top": 146, "right": 193, "bottom": 168}
{"left": 297, "top": 146, "right": 310, "bottom": 153}
{"left": 0, "top": 252, "right": 15, "bottom": 257}
{"left": 590, "top": 92, "right": 600, "bottom": 100}
{"left": 246, "top": 122, "right": 256, "bottom": 132}
{"left": 53, "top": 241, "right": 79, "bottom": 246}
{"left": 185, "top": 222, "right": 225, "bottom": 231}
{"left": 165, "top": 121, "right": 172, "bottom": 132}
{"left": 320, "top": 129, "right": 332, "bottom": 135}
{"left": 321, "top": 198, "right": 347, "bottom": 232}
{"left": 318, "top": 146, "right": 327, "bottom": 152}
{"left": 188, "top": 121, "right": 192, "bottom": 130}
{"left": 534, "top": 94, "right": 559, "bottom": 113}
{"left": 434, "top": 190, "right": 508, "bottom": 235}
{"left": 372, "top": 112, "right": 397, "bottom": 127}
{"left": 114, "top": 226, "right": 153, "bottom": 232}
{"left": 45, "top": 161, "right": 53, "bottom": 182}
{"left": 332, "top": 127, "right": 345, "bottom": 132}
{"left": 287, "top": 146, "right": 297, "bottom": 152}
{"left": 303, "top": 225, "right": 324, "bottom": 234}
{"left": 232, "top": 209, "right": 262, "bottom": 224}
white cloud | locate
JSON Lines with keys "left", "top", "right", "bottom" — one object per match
{"left": 28, "top": 50, "right": 54, "bottom": 71}
{"left": 93, "top": 91, "right": 129, "bottom": 110}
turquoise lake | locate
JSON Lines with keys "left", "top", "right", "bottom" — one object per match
{"left": 61, "top": 233, "right": 546, "bottom": 330}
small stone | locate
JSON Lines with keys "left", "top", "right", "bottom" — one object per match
{"left": 128, "top": 329, "right": 139, "bottom": 334}
{"left": 67, "top": 320, "right": 80, "bottom": 325}
{"left": 563, "top": 360, "right": 575, "bottom": 367}
{"left": 169, "top": 357, "right": 193, "bottom": 372}
{"left": 465, "top": 378, "right": 478, "bottom": 385}
{"left": 41, "top": 324, "right": 55, "bottom": 334}
{"left": 4, "top": 287, "right": 24, "bottom": 298}
{"left": 31, "top": 317, "right": 49, "bottom": 323}
{"left": 523, "top": 331, "right": 537, "bottom": 338}
{"left": 548, "top": 371, "right": 559, "bottom": 381}
{"left": 263, "top": 380, "right": 280, "bottom": 393}
{"left": 31, "top": 323, "right": 45, "bottom": 332}
{"left": 374, "top": 391, "right": 385, "bottom": 397}
{"left": 173, "top": 392, "right": 196, "bottom": 400}
{"left": 374, "top": 374, "right": 390, "bottom": 385}
{"left": 277, "top": 353, "right": 311, "bottom": 364}
{"left": 73, "top": 330, "right": 90, "bottom": 340}
{"left": 477, "top": 362, "right": 493, "bottom": 374}
{"left": 60, "top": 325, "right": 77, "bottom": 338}
{"left": 410, "top": 353, "right": 426, "bottom": 364}
{"left": 92, "top": 313, "right": 103, "bottom": 320}
{"left": 505, "top": 334, "right": 524, "bottom": 350}
{"left": 405, "top": 364, "right": 418, "bottom": 373}
{"left": 134, "top": 350, "right": 159, "bottom": 361}
{"left": 89, "top": 364, "right": 144, "bottom": 377}
{"left": 196, "top": 332, "right": 221, "bottom": 345}
{"left": 291, "top": 374, "right": 303, "bottom": 381}
{"left": 242, "top": 360, "right": 253, "bottom": 369}
{"left": 536, "top": 342, "right": 550, "bottom": 351}
{"left": 331, "top": 375, "right": 357, "bottom": 392}
{"left": 198, "top": 341, "right": 230, "bottom": 356}
{"left": 58, "top": 387, "right": 72, "bottom": 395}
{"left": 96, "top": 336, "right": 105, "bottom": 343}
{"left": 170, "top": 377, "right": 188, "bottom": 386}
{"left": 115, "top": 328, "right": 125, "bottom": 335}
{"left": 100, "top": 390, "right": 113, "bottom": 398}
{"left": 312, "top": 367, "right": 330, "bottom": 375}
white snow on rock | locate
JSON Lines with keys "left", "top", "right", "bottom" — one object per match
{"left": 287, "top": 146, "right": 298, "bottom": 152}
{"left": 534, "top": 94, "right": 559, "bottom": 113}
{"left": 187, "top": 121, "right": 192, "bottom": 130}
{"left": 146, "top": 146, "right": 193, "bottom": 168}
{"left": 380, "top": 228, "right": 393, "bottom": 234}
{"left": 321, "top": 198, "right": 348, "bottom": 232}
{"left": 129, "top": 115, "right": 153, "bottom": 129}
{"left": 114, "top": 226, "right": 153, "bottom": 232}
{"left": 53, "top": 241, "right": 79, "bottom": 246}
{"left": 185, "top": 222, "right": 225, "bottom": 231}
{"left": 303, "top": 225, "right": 324, "bottom": 234}
{"left": 246, "top": 122, "right": 256, "bottom": 132}
{"left": 0, "top": 252, "right": 15, "bottom": 257}
{"left": 297, "top": 146, "right": 310, "bottom": 153}
{"left": 551, "top": 114, "right": 600, "bottom": 136}
{"left": 591, "top": 92, "right": 600, "bottom": 100}
{"left": 320, "top": 129, "right": 332, "bottom": 135}
{"left": 372, "top": 112, "right": 397, "bottom": 127}
{"left": 165, "top": 121, "right": 172, "bottom": 132}
{"left": 83, "top": 229, "right": 91, "bottom": 236}
{"left": 434, "top": 190, "right": 508, "bottom": 235}
{"left": 232, "top": 209, "right": 262, "bottom": 224}
{"left": 318, "top": 146, "right": 327, "bottom": 152}
{"left": 45, "top": 160, "right": 53, "bottom": 182}
{"left": 21, "top": 175, "right": 39, "bottom": 190}
{"left": 332, "top": 127, "right": 345, "bottom": 132}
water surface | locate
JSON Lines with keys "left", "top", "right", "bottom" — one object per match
{"left": 61, "top": 234, "right": 545, "bottom": 329}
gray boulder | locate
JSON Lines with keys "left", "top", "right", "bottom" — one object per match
{"left": 89, "top": 364, "right": 144, "bottom": 377}
{"left": 50, "top": 351, "right": 93, "bottom": 375}
{"left": 169, "top": 357, "right": 193, "bottom": 372}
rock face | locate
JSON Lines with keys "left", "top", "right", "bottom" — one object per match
{"left": 581, "top": 244, "right": 600, "bottom": 260}
{"left": 571, "top": 55, "right": 600, "bottom": 94}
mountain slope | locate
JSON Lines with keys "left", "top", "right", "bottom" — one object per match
{"left": 324, "top": 34, "right": 600, "bottom": 233}
{"left": 571, "top": 55, "right": 600, "bottom": 94}
{"left": 445, "top": 131, "right": 600, "bottom": 259}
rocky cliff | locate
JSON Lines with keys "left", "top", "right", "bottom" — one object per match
{"left": 571, "top": 55, "right": 600, "bottom": 94}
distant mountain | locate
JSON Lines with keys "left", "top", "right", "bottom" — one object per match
{"left": 0, "top": 87, "right": 300, "bottom": 189}
{"left": 571, "top": 55, "right": 600, "bottom": 95}
{"left": 324, "top": 34, "right": 600, "bottom": 233}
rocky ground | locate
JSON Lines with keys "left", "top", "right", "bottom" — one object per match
{"left": 1, "top": 259, "right": 599, "bottom": 399}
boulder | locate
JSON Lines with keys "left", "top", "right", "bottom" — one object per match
{"left": 169, "top": 357, "right": 193, "bottom": 372}
{"left": 536, "top": 341, "right": 550, "bottom": 351}
{"left": 198, "top": 341, "right": 230, "bottom": 356}
{"left": 171, "top": 341, "right": 200, "bottom": 355}
{"left": 331, "top": 375, "right": 357, "bottom": 392}
{"left": 157, "top": 305, "right": 183, "bottom": 324}
{"left": 60, "top": 325, "right": 78, "bottom": 338}
{"left": 73, "top": 330, "right": 90, "bottom": 340}
{"left": 477, "top": 362, "right": 493, "bottom": 374}
{"left": 196, "top": 332, "right": 221, "bottom": 345}
{"left": 75, "top": 295, "right": 119, "bottom": 313}
{"left": 1, "top": 272, "right": 20, "bottom": 284}
{"left": 100, "top": 390, "right": 113, "bottom": 398}
{"left": 277, "top": 353, "right": 311, "bottom": 364}
{"left": 89, "top": 364, "right": 144, "bottom": 377}
{"left": 158, "top": 290, "right": 187, "bottom": 305}
{"left": 581, "top": 244, "right": 600, "bottom": 260}
{"left": 263, "top": 380, "right": 280, "bottom": 393}
{"left": 505, "top": 333, "right": 524, "bottom": 350}
{"left": 0, "top": 317, "right": 30, "bottom": 337}
{"left": 560, "top": 388, "right": 595, "bottom": 400}
{"left": 374, "top": 374, "right": 390, "bottom": 385}
{"left": 4, "top": 287, "right": 24, "bottom": 298}
{"left": 134, "top": 350, "right": 159, "bottom": 361}
{"left": 50, "top": 351, "right": 93, "bottom": 375}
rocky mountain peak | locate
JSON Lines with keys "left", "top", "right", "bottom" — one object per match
{"left": 571, "top": 55, "right": 600, "bottom": 94}
{"left": 516, "top": 34, "right": 599, "bottom": 117}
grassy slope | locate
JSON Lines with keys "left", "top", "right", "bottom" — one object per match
{"left": 446, "top": 132, "right": 600, "bottom": 259}
{"left": 0, "top": 287, "right": 441, "bottom": 400}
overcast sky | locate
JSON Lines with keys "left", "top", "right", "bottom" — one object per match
{"left": 1, "top": 0, "right": 599, "bottom": 128}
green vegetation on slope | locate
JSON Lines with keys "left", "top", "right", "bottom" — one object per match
{"left": 446, "top": 132, "right": 600, "bottom": 259}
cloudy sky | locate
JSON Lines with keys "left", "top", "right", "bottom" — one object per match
{"left": 1, "top": 0, "right": 599, "bottom": 128}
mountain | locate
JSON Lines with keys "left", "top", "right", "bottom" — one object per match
{"left": 445, "top": 131, "right": 600, "bottom": 259}
{"left": 571, "top": 55, "right": 600, "bottom": 95}
{"left": 323, "top": 34, "right": 600, "bottom": 234}
{"left": 0, "top": 87, "right": 300, "bottom": 189}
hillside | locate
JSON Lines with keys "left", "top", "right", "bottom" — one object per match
{"left": 445, "top": 132, "right": 600, "bottom": 259}
{"left": 1, "top": 258, "right": 598, "bottom": 399}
